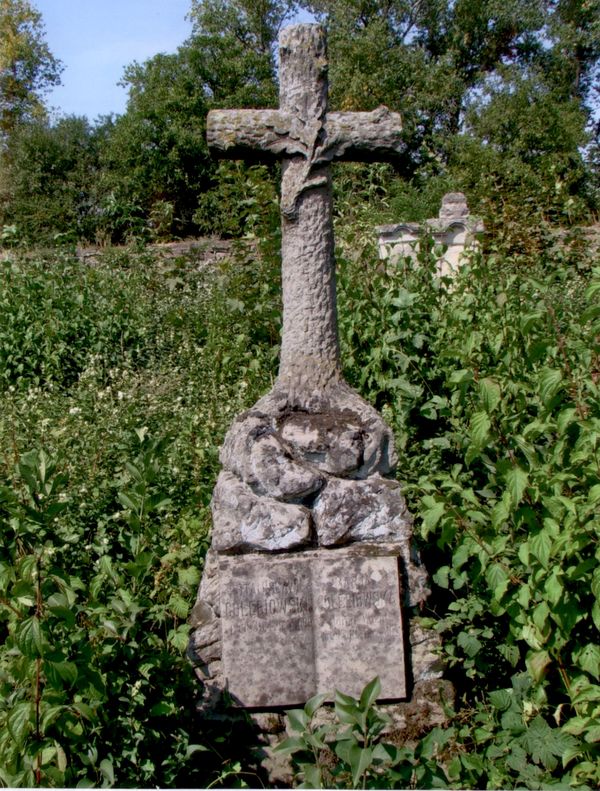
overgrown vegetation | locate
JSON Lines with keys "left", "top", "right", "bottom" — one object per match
{"left": 0, "top": 0, "right": 598, "bottom": 787}
{"left": 0, "top": 198, "right": 598, "bottom": 787}
{"left": 0, "top": 244, "right": 280, "bottom": 786}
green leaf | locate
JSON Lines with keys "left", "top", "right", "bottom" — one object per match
{"left": 275, "top": 736, "right": 308, "bottom": 755}
{"left": 486, "top": 563, "right": 508, "bottom": 596}
{"left": 470, "top": 411, "right": 491, "bottom": 448}
{"left": 491, "top": 492, "right": 512, "bottom": 529}
{"left": 489, "top": 689, "right": 512, "bottom": 711}
{"left": 7, "top": 701, "right": 33, "bottom": 746}
{"left": 571, "top": 683, "right": 600, "bottom": 705}
{"left": 499, "top": 644, "right": 520, "bottom": 667}
{"left": 300, "top": 763, "right": 322, "bottom": 788}
{"left": 457, "top": 631, "right": 482, "bottom": 658}
{"left": 335, "top": 701, "right": 360, "bottom": 725}
{"left": 532, "top": 601, "right": 550, "bottom": 631}
{"left": 544, "top": 570, "right": 564, "bottom": 606}
{"left": 505, "top": 466, "right": 528, "bottom": 506}
{"left": 304, "top": 692, "right": 327, "bottom": 718}
{"left": 16, "top": 616, "right": 44, "bottom": 657}
{"left": 286, "top": 708, "right": 308, "bottom": 733}
{"left": 576, "top": 645, "right": 600, "bottom": 680}
{"left": 359, "top": 676, "right": 381, "bottom": 711}
{"left": 422, "top": 500, "right": 444, "bottom": 534}
{"left": 99, "top": 758, "right": 115, "bottom": 787}
{"left": 479, "top": 377, "right": 502, "bottom": 412}
{"left": 527, "top": 650, "right": 552, "bottom": 682}
{"left": 589, "top": 484, "right": 600, "bottom": 505}
{"left": 522, "top": 715, "right": 577, "bottom": 771}
{"left": 530, "top": 530, "right": 552, "bottom": 569}
{"left": 342, "top": 741, "right": 373, "bottom": 788}
{"left": 522, "top": 624, "right": 544, "bottom": 650}
{"left": 45, "top": 660, "right": 78, "bottom": 687}
{"left": 538, "top": 368, "right": 563, "bottom": 406}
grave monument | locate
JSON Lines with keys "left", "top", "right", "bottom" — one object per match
{"left": 376, "top": 192, "right": 484, "bottom": 277}
{"left": 188, "top": 24, "right": 447, "bottom": 741}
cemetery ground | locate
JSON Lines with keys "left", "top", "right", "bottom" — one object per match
{"left": 0, "top": 214, "right": 598, "bottom": 788}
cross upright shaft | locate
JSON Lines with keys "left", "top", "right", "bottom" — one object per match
{"left": 207, "top": 24, "right": 403, "bottom": 399}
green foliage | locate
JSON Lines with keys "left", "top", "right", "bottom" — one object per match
{"left": 188, "top": 0, "right": 294, "bottom": 107}
{"left": 0, "top": 242, "right": 280, "bottom": 786}
{"left": 278, "top": 678, "right": 453, "bottom": 788}
{"left": 194, "top": 160, "right": 280, "bottom": 237}
{"left": 334, "top": 211, "right": 600, "bottom": 789}
{"left": 0, "top": 115, "right": 106, "bottom": 244}
{"left": 101, "top": 48, "right": 212, "bottom": 242}
{"left": 309, "top": 0, "right": 598, "bottom": 218}
{"left": 0, "top": 0, "right": 62, "bottom": 140}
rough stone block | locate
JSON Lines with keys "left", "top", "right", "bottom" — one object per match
{"left": 312, "top": 475, "right": 412, "bottom": 546}
{"left": 211, "top": 471, "right": 312, "bottom": 552}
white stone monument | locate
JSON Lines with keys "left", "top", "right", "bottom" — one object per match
{"left": 376, "top": 192, "right": 484, "bottom": 277}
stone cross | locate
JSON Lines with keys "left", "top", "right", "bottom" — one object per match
{"left": 189, "top": 24, "right": 437, "bottom": 722}
{"left": 207, "top": 24, "right": 403, "bottom": 398}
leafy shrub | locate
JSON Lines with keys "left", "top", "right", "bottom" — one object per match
{"left": 335, "top": 220, "right": 600, "bottom": 789}
{"left": 0, "top": 206, "right": 598, "bottom": 787}
{"left": 0, "top": 243, "right": 279, "bottom": 786}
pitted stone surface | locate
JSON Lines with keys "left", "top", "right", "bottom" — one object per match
{"left": 220, "top": 413, "right": 324, "bottom": 500}
{"left": 211, "top": 471, "right": 311, "bottom": 552}
{"left": 189, "top": 23, "right": 441, "bottom": 727}
{"left": 249, "top": 433, "right": 325, "bottom": 499}
{"left": 279, "top": 411, "right": 364, "bottom": 475}
{"left": 313, "top": 475, "right": 412, "bottom": 546}
{"left": 219, "top": 548, "right": 405, "bottom": 708}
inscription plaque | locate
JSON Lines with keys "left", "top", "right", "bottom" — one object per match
{"left": 219, "top": 548, "right": 406, "bottom": 708}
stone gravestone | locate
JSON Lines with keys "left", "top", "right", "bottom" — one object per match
{"left": 188, "top": 24, "right": 447, "bottom": 741}
{"left": 376, "top": 192, "right": 484, "bottom": 277}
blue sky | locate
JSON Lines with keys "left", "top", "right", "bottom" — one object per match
{"left": 35, "top": 1, "right": 314, "bottom": 123}
{"left": 36, "top": 0, "right": 194, "bottom": 121}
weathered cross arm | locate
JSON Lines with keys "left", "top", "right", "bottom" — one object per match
{"left": 207, "top": 106, "right": 404, "bottom": 164}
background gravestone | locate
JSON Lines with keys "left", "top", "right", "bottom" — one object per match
{"left": 376, "top": 192, "right": 484, "bottom": 277}
{"left": 187, "top": 23, "right": 451, "bottom": 774}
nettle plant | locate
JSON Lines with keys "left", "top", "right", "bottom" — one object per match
{"left": 0, "top": 244, "right": 282, "bottom": 787}
{"left": 0, "top": 439, "right": 211, "bottom": 787}
{"left": 335, "top": 223, "right": 600, "bottom": 788}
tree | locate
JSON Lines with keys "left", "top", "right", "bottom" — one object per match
{"left": 187, "top": 0, "right": 296, "bottom": 107}
{"left": 302, "top": 0, "right": 598, "bottom": 219}
{"left": 1, "top": 115, "right": 105, "bottom": 243}
{"left": 100, "top": 47, "right": 212, "bottom": 240}
{"left": 0, "top": 0, "right": 62, "bottom": 141}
